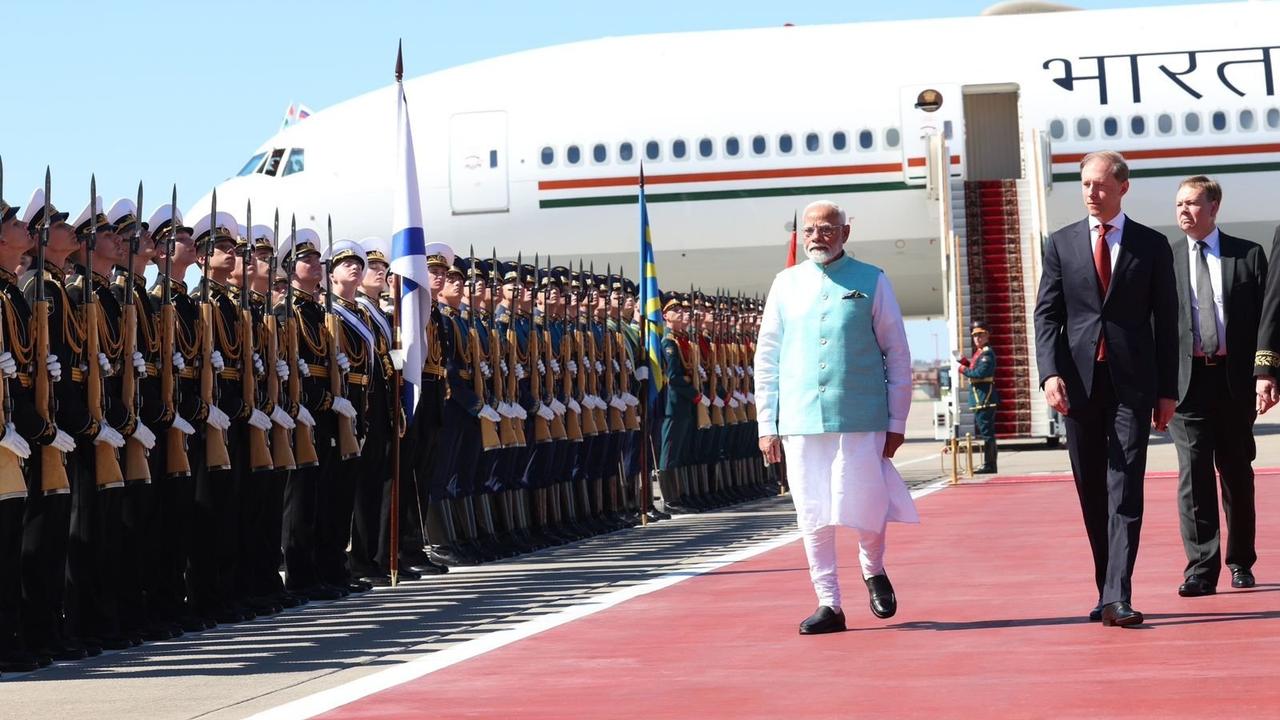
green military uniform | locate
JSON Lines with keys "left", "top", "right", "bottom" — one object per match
{"left": 959, "top": 321, "right": 999, "bottom": 473}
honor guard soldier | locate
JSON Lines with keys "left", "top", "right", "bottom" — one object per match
{"left": 958, "top": 320, "right": 999, "bottom": 474}
{"left": 144, "top": 205, "right": 208, "bottom": 631}
{"left": 658, "top": 294, "right": 700, "bottom": 514}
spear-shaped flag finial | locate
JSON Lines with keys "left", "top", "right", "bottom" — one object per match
{"left": 395, "top": 40, "right": 404, "bottom": 83}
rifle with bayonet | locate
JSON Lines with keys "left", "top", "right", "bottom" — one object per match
{"left": 201, "top": 190, "right": 231, "bottom": 470}
{"left": 0, "top": 157, "right": 23, "bottom": 498}
{"left": 530, "top": 254, "right": 552, "bottom": 444}
{"left": 285, "top": 216, "right": 318, "bottom": 466}
{"left": 690, "top": 287, "right": 711, "bottom": 430}
{"left": 325, "top": 216, "right": 361, "bottom": 459}
{"left": 574, "top": 261, "right": 598, "bottom": 437}
{"left": 506, "top": 253, "right": 527, "bottom": 447}
{"left": 466, "top": 247, "right": 500, "bottom": 450}
{"left": 121, "top": 182, "right": 149, "bottom": 482}
{"left": 603, "top": 267, "right": 624, "bottom": 433}
{"left": 160, "top": 186, "right": 190, "bottom": 478}
{"left": 85, "top": 178, "right": 125, "bottom": 487}
{"left": 618, "top": 277, "right": 641, "bottom": 432}
{"left": 490, "top": 249, "right": 517, "bottom": 447}
{"left": 539, "top": 255, "right": 567, "bottom": 441}
{"left": 585, "top": 264, "right": 607, "bottom": 434}
{"left": 559, "top": 265, "right": 583, "bottom": 442}
{"left": 266, "top": 210, "right": 295, "bottom": 471}
{"left": 243, "top": 202, "right": 273, "bottom": 471}
{"left": 33, "top": 170, "right": 69, "bottom": 492}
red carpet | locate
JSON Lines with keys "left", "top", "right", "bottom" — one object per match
{"left": 320, "top": 471, "right": 1280, "bottom": 720}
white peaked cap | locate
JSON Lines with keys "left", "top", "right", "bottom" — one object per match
{"left": 323, "top": 238, "right": 367, "bottom": 267}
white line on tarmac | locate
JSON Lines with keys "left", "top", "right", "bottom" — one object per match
{"left": 248, "top": 482, "right": 948, "bottom": 720}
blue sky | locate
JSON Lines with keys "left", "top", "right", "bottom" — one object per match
{"left": 0, "top": 0, "right": 1226, "bottom": 359}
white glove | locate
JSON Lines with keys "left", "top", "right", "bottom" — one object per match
{"left": 132, "top": 350, "right": 147, "bottom": 378}
{"left": 537, "top": 403, "right": 555, "bottom": 421}
{"left": 713, "top": 397, "right": 725, "bottom": 408}
{"left": 550, "top": 398, "right": 567, "bottom": 415}
{"left": 297, "top": 357, "right": 311, "bottom": 377}
{"left": 698, "top": 366, "right": 707, "bottom": 380}
{"left": 537, "top": 359, "right": 546, "bottom": 375}
{"left": 623, "top": 392, "right": 640, "bottom": 408}
{"left": 594, "top": 361, "right": 604, "bottom": 374}
{"left": 94, "top": 425, "right": 126, "bottom": 449}
{"left": 0, "top": 423, "right": 31, "bottom": 459}
{"left": 612, "top": 359, "right": 620, "bottom": 373}
{"left": 497, "top": 402, "right": 516, "bottom": 419}
{"left": 746, "top": 393, "right": 756, "bottom": 404}
{"left": 252, "top": 352, "right": 265, "bottom": 376}
{"left": 331, "top": 397, "right": 358, "bottom": 419}
{"left": 480, "top": 361, "right": 492, "bottom": 378}
{"left": 550, "top": 359, "right": 561, "bottom": 374}
{"left": 296, "top": 405, "right": 316, "bottom": 427}
{"left": 714, "top": 365, "right": 723, "bottom": 376}
{"left": 515, "top": 363, "right": 526, "bottom": 380}
{"left": 737, "top": 366, "right": 746, "bottom": 377}
{"left": 46, "top": 354, "right": 62, "bottom": 383}
{"left": 98, "top": 351, "right": 112, "bottom": 374}
{"left": 734, "top": 391, "right": 746, "bottom": 402}
{"left": 609, "top": 396, "right": 627, "bottom": 412}
{"left": 634, "top": 366, "right": 649, "bottom": 381}
{"left": 248, "top": 408, "right": 272, "bottom": 431}
{"left": 699, "top": 395, "right": 712, "bottom": 409}
{"left": 172, "top": 415, "right": 196, "bottom": 436}
{"left": 567, "top": 360, "right": 578, "bottom": 376}
{"left": 130, "top": 422, "right": 156, "bottom": 450}
{"left": 567, "top": 398, "right": 582, "bottom": 415}
{"left": 171, "top": 351, "right": 186, "bottom": 372}
{"left": 512, "top": 404, "right": 528, "bottom": 420}
{"left": 0, "top": 352, "right": 16, "bottom": 379}
{"left": 275, "top": 359, "right": 289, "bottom": 382}
{"left": 270, "top": 405, "right": 297, "bottom": 430}
{"left": 625, "top": 358, "right": 634, "bottom": 371}
{"left": 210, "top": 350, "right": 225, "bottom": 373}
{"left": 729, "top": 398, "right": 740, "bottom": 409}
{"left": 51, "top": 429, "right": 77, "bottom": 453}
{"left": 500, "top": 359, "right": 509, "bottom": 375}
{"left": 478, "top": 405, "right": 502, "bottom": 423}
{"left": 747, "top": 366, "right": 755, "bottom": 377}
{"left": 207, "top": 405, "right": 232, "bottom": 431}
{"left": 335, "top": 352, "right": 351, "bottom": 373}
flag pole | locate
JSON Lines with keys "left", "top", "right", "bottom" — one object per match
{"left": 638, "top": 166, "right": 650, "bottom": 527}
{"left": 387, "top": 41, "right": 406, "bottom": 587}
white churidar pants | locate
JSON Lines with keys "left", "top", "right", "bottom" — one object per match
{"left": 783, "top": 432, "right": 919, "bottom": 609}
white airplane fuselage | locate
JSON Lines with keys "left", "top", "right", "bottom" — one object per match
{"left": 196, "top": 1, "right": 1280, "bottom": 316}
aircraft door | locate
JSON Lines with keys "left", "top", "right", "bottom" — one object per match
{"left": 899, "top": 84, "right": 964, "bottom": 186}
{"left": 449, "top": 111, "right": 509, "bottom": 214}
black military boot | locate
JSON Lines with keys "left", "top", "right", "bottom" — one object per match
{"left": 977, "top": 439, "right": 998, "bottom": 474}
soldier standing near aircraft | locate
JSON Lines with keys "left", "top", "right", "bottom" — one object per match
{"left": 658, "top": 294, "right": 698, "bottom": 514}
{"left": 957, "top": 321, "right": 999, "bottom": 474}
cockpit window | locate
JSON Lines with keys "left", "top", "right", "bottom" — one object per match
{"left": 237, "top": 152, "right": 266, "bottom": 177}
{"left": 282, "top": 149, "right": 305, "bottom": 176}
{"left": 262, "top": 148, "right": 287, "bottom": 176}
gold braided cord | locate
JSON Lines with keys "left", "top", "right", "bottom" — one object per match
{"left": 295, "top": 305, "right": 328, "bottom": 357}
{"left": 0, "top": 294, "right": 34, "bottom": 365}
{"left": 1256, "top": 350, "right": 1280, "bottom": 368}
{"left": 211, "top": 296, "right": 243, "bottom": 362}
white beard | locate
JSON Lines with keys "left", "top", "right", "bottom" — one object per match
{"left": 805, "top": 246, "right": 838, "bottom": 264}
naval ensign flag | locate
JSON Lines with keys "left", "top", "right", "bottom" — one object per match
{"left": 390, "top": 45, "right": 433, "bottom": 414}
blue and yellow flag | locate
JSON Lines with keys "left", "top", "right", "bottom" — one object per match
{"left": 637, "top": 166, "right": 665, "bottom": 405}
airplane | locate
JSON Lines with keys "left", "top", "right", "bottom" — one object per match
{"left": 194, "top": 0, "right": 1280, "bottom": 440}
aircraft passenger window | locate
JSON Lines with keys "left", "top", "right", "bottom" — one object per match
{"left": 778, "top": 134, "right": 794, "bottom": 154}
{"left": 1048, "top": 119, "right": 1065, "bottom": 140}
{"left": 237, "top": 152, "right": 266, "bottom": 177}
{"left": 1239, "top": 109, "right": 1256, "bottom": 131}
{"left": 1156, "top": 113, "right": 1174, "bottom": 135}
{"left": 592, "top": 143, "right": 607, "bottom": 163}
{"left": 857, "top": 130, "right": 874, "bottom": 150}
{"left": 1211, "top": 111, "right": 1228, "bottom": 132}
{"left": 832, "top": 131, "right": 847, "bottom": 151}
{"left": 540, "top": 146, "right": 555, "bottom": 166}
{"left": 884, "top": 128, "right": 901, "bottom": 148}
{"left": 671, "top": 139, "right": 687, "bottom": 159}
{"left": 698, "top": 138, "right": 714, "bottom": 158}
{"left": 1267, "top": 108, "right": 1280, "bottom": 129}
{"left": 566, "top": 145, "right": 581, "bottom": 165}
{"left": 751, "top": 135, "right": 767, "bottom": 155}
{"left": 262, "top": 148, "right": 286, "bottom": 176}
{"left": 618, "top": 142, "right": 634, "bottom": 162}
{"left": 1129, "top": 116, "right": 1146, "bottom": 137}
{"left": 804, "top": 133, "right": 820, "bottom": 152}
{"left": 645, "top": 140, "right": 661, "bottom": 161}
{"left": 282, "top": 149, "right": 305, "bottom": 176}
{"left": 943, "top": 121, "right": 953, "bottom": 139}
{"left": 1184, "top": 112, "right": 1201, "bottom": 133}
{"left": 724, "top": 136, "right": 741, "bottom": 157}
{"left": 1075, "top": 118, "right": 1093, "bottom": 139}
{"left": 1102, "top": 117, "right": 1119, "bottom": 137}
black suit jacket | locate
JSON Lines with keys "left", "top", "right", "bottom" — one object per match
{"left": 1171, "top": 231, "right": 1266, "bottom": 406}
{"left": 1033, "top": 216, "right": 1179, "bottom": 410}
{"left": 1252, "top": 225, "right": 1280, "bottom": 378}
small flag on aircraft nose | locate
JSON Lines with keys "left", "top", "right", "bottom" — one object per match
{"left": 638, "top": 165, "right": 666, "bottom": 405}
{"left": 785, "top": 210, "right": 798, "bottom": 268}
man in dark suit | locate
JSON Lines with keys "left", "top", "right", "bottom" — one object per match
{"left": 1168, "top": 176, "right": 1264, "bottom": 597}
{"left": 1033, "top": 150, "right": 1179, "bottom": 628}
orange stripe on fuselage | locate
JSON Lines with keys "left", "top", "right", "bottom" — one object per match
{"left": 538, "top": 162, "right": 903, "bottom": 191}
{"left": 1052, "top": 142, "right": 1280, "bottom": 165}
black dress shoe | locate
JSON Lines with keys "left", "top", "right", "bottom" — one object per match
{"left": 1100, "top": 601, "right": 1144, "bottom": 627}
{"left": 37, "top": 643, "right": 89, "bottom": 662}
{"left": 1231, "top": 568, "right": 1256, "bottom": 589}
{"left": 865, "top": 574, "right": 897, "bottom": 619}
{"left": 0, "top": 651, "right": 44, "bottom": 673}
{"left": 1088, "top": 605, "right": 1103, "bottom": 622}
{"left": 1178, "top": 576, "right": 1216, "bottom": 597}
{"left": 360, "top": 574, "right": 392, "bottom": 588}
{"left": 407, "top": 562, "right": 449, "bottom": 576}
{"left": 179, "top": 614, "right": 209, "bottom": 633}
{"left": 347, "top": 579, "right": 373, "bottom": 593}
{"left": 98, "top": 635, "right": 133, "bottom": 651}
{"left": 393, "top": 567, "right": 422, "bottom": 581}
{"left": 799, "top": 606, "right": 846, "bottom": 635}
{"left": 304, "top": 585, "right": 343, "bottom": 601}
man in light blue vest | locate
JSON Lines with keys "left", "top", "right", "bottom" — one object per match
{"left": 756, "top": 200, "right": 917, "bottom": 635}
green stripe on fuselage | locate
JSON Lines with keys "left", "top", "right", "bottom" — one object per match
{"left": 1052, "top": 160, "right": 1280, "bottom": 183}
{"left": 538, "top": 181, "right": 913, "bottom": 209}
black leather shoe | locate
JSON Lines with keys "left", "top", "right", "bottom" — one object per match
{"left": 1100, "top": 601, "right": 1144, "bottom": 627}
{"left": 360, "top": 574, "right": 392, "bottom": 588}
{"left": 1178, "top": 576, "right": 1216, "bottom": 597}
{"left": 865, "top": 574, "right": 897, "bottom": 619}
{"left": 0, "top": 651, "right": 44, "bottom": 673}
{"left": 1088, "top": 604, "right": 1103, "bottom": 622}
{"left": 1231, "top": 568, "right": 1256, "bottom": 589}
{"left": 408, "top": 562, "right": 449, "bottom": 576}
{"left": 394, "top": 567, "right": 422, "bottom": 581}
{"left": 304, "top": 585, "right": 343, "bottom": 601}
{"left": 799, "top": 606, "right": 846, "bottom": 635}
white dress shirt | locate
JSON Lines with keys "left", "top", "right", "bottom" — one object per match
{"left": 1087, "top": 211, "right": 1126, "bottom": 275}
{"left": 1186, "top": 227, "right": 1227, "bottom": 357}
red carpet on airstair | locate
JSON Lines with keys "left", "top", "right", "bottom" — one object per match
{"left": 321, "top": 471, "right": 1280, "bottom": 720}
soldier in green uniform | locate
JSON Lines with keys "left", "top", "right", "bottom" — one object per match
{"left": 958, "top": 320, "right": 999, "bottom": 474}
{"left": 658, "top": 294, "right": 700, "bottom": 513}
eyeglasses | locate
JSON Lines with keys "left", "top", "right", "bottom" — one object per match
{"left": 802, "top": 224, "right": 844, "bottom": 238}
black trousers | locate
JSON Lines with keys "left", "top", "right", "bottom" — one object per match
{"left": 0, "top": 496, "right": 24, "bottom": 654}
{"left": 1169, "top": 363, "right": 1257, "bottom": 584}
{"left": 281, "top": 463, "right": 319, "bottom": 591}
{"left": 118, "top": 480, "right": 154, "bottom": 633}
{"left": 66, "top": 444, "right": 126, "bottom": 642}
{"left": 145, "top": 436, "right": 198, "bottom": 624}
{"left": 350, "top": 417, "right": 390, "bottom": 577}
{"left": 1063, "top": 363, "right": 1150, "bottom": 606}
{"left": 20, "top": 457, "right": 71, "bottom": 650}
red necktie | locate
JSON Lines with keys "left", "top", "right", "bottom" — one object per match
{"left": 1094, "top": 223, "right": 1112, "bottom": 361}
